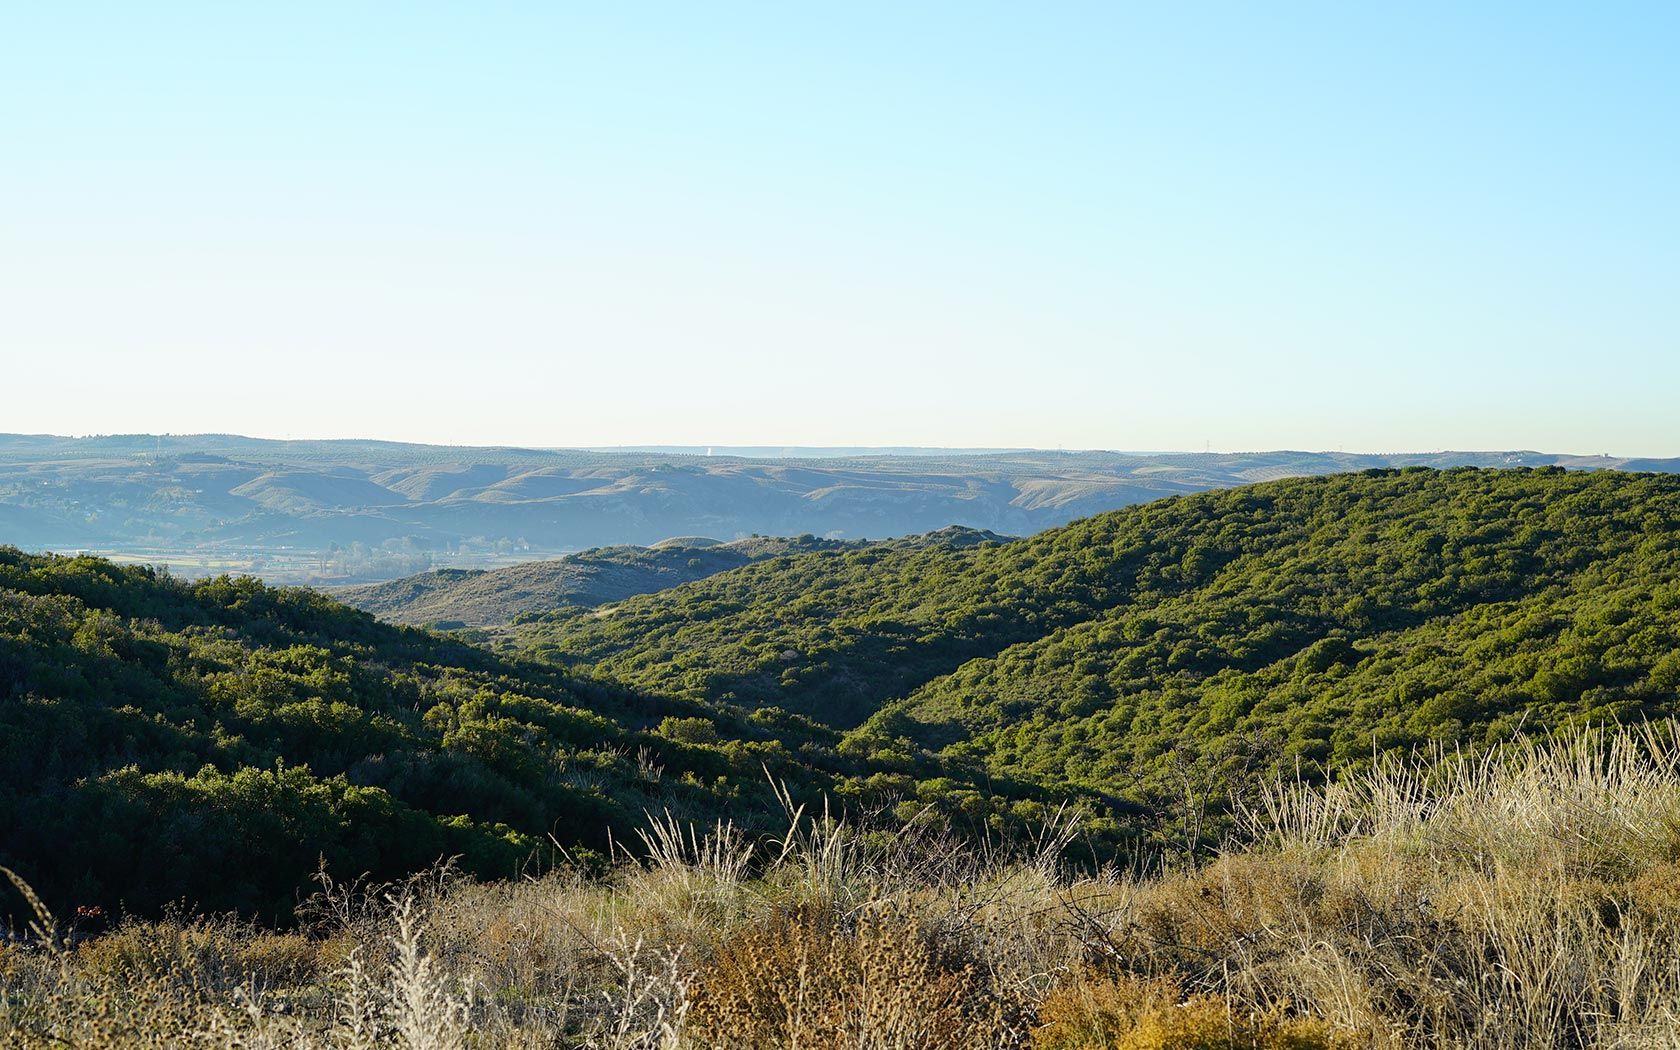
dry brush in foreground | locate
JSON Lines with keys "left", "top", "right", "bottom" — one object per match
{"left": 4, "top": 725, "right": 1680, "bottom": 1048}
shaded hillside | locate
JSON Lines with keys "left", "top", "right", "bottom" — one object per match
{"left": 0, "top": 550, "right": 849, "bottom": 921}
{"left": 512, "top": 468, "right": 1680, "bottom": 841}
{"left": 6, "top": 433, "right": 1675, "bottom": 585}
{"left": 337, "top": 527, "right": 1011, "bottom": 627}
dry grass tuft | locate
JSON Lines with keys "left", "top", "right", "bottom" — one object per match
{"left": 687, "top": 903, "right": 1026, "bottom": 1048}
{"left": 1032, "top": 972, "right": 1344, "bottom": 1050}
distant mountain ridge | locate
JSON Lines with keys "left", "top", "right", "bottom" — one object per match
{"left": 3, "top": 434, "right": 1675, "bottom": 585}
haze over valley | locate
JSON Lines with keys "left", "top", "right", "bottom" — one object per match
{"left": 6, "top": 432, "right": 1674, "bottom": 587}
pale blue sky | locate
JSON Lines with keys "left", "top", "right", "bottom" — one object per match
{"left": 3, "top": 3, "right": 1676, "bottom": 453}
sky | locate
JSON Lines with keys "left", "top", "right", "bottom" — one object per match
{"left": 2, "top": 3, "right": 1676, "bottom": 454}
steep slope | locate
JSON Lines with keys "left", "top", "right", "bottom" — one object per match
{"left": 0, "top": 551, "right": 837, "bottom": 921}
{"left": 512, "top": 469, "right": 1680, "bottom": 839}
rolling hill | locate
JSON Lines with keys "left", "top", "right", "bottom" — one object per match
{"left": 510, "top": 467, "right": 1680, "bottom": 838}
{"left": 336, "top": 527, "right": 1011, "bottom": 627}
{"left": 334, "top": 535, "right": 852, "bottom": 627}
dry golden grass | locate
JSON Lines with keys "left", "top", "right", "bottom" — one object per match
{"left": 1032, "top": 972, "right": 1344, "bottom": 1050}
{"left": 3, "top": 724, "right": 1680, "bottom": 1047}
{"left": 686, "top": 903, "right": 1025, "bottom": 1048}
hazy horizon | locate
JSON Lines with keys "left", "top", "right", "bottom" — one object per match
{"left": 2, "top": 430, "right": 1672, "bottom": 461}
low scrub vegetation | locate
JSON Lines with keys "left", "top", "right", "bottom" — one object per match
{"left": 518, "top": 468, "right": 1680, "bottom": 856}
{"left": 5, "top": 723, "right": 1680, "bottom": 1048}
{"left": 13, "top": 470, "right": 1680, "bottom": 926}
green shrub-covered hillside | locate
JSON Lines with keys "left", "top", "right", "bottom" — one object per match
{"left": 8, "top": 467, "right": 1680, "bottom": 920}
{"left": 515, "top": 468, "right": 1680, "bottom": 848}
{"left": 0, "top": 552, "right": 815, "bottom": 920}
